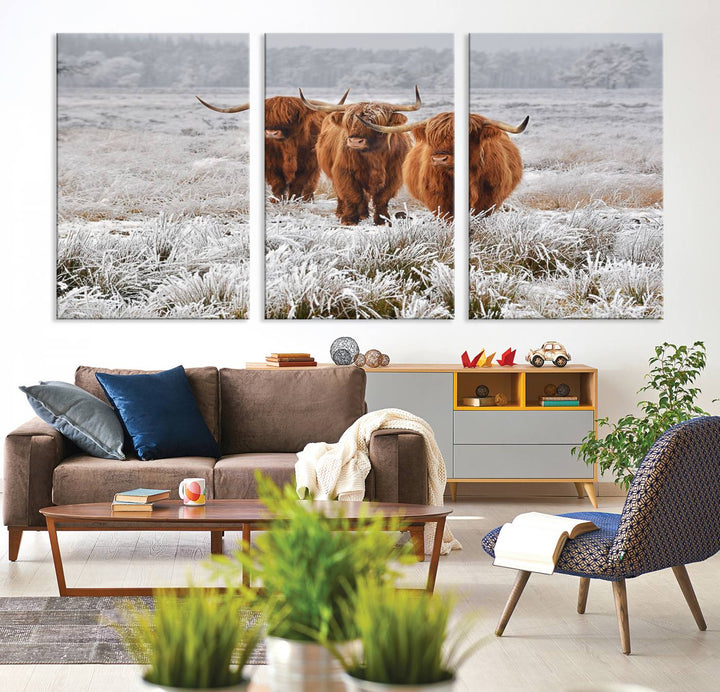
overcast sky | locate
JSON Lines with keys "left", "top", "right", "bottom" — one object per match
{"left": 470, "top": 33, "right": 661, "bottom": 53}
{"left": 266, "top": 33, "right": 452, "bottom": 51}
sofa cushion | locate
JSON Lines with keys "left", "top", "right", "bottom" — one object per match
{"left": 53, "top": 454, "right": 216, "bottom": 505}
{"left": 219, "top": 367, "right": 366, "bottom": 454}
{"left": 19, "top": 381, "right": 125, "bottom": 460}
{"left": 95, "top": 366, "right": 221, "bottom": 460}
{"left": 75, "top": 366, "right": 220, "bottom": 441}
{"left": 213, "top": 453, "right": 299, "bottom": 499}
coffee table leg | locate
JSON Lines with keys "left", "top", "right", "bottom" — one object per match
{"left": 242, "top": 524, "right": 251, "bottom": 587}
{"left": 46, "top": 518, "right": 68, "bottom": 597}
{"left": 425, "top": 516, "right": 446, "bottom": 594}
{"left": 210, "top": 531, "right": 223, "bottom": 555}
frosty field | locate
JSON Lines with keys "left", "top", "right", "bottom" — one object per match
{"left": 57, "top": 88, "right": 249, "bottom": 318}
{"left": 469, "top": 88, "right": 663, "bottom": 319}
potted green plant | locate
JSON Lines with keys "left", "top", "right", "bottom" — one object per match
{"left": 330, "top": 579, "right": 483, "bottom": 691}
{"left": 574, "top": 342, "right": 714, "bottom": 489}
{"left": 209, "top": 474, "right": 412, "bottom": 692}
{"left": 118, "top": 587, "right": 262, "bottom": 691}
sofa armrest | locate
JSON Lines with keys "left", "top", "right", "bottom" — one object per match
{"left": 4, "top": 418, "right": 67, "bottom": 527}
{"left": 367, "top": 428, "right": 427, "bottom": 505}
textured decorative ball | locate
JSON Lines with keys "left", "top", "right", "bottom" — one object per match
{"left": 475, "top": 384, "right": 490, "bottom": 398}
{"left": 353, "top": 353, "right": 366, "bottom": 367}
{"left": 332, "top": 349, "right": 353, "bottom": 366}
{"left": 380, "top": 353, "right": 390, "bottom": 367}
{"left": 364, "top": 349, "right": 382, "bottom": 368}
{"left": 544, "top": 383, "right": 557, "bottom": 396}
{"left": 495, "top": 392, "right": 508, "bottom": 406}
{"left": 556, "top": 383, "right": 571, "bottom": 396}
{"left": 330, "top": 337, "right": 359, "bottom": 365}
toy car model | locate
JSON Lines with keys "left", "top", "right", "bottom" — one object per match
{"left": 526, "top": 341, "right": 571, "bottom": 368}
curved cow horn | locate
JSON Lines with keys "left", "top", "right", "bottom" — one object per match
{"left": 298, "top": 88, "right": 348, "bottom": 112}
{"left": 195, "top": 95, "right": 250, "bottom": 113}
{"left": 357, "top": 115, "right": 432, "bottom": 134}
{"left": 391, "top": 85, "right": 422, "bottom": 112}
{"left": 483, "top": 115, "right": 529, "bottom": 134}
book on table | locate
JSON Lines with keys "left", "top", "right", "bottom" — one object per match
{"left": 111, "top": 501, "right": 155, "bottom": 512}
{"left": 493, "top": 512, "right": 599, "bottom": 574}
{"left": 113, "top": 488, "right": 170, "bottom": 504}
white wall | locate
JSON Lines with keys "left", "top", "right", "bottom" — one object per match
{"left": 2, "top": 0, "right": 719, "bottom": 445}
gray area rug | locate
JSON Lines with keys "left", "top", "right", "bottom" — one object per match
{"left": 0, "top": 597, "right": 266, "bottom": 665}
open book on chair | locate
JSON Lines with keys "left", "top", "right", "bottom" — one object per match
{"left": 493, "top": 512, "right": 599, "bottom": 574}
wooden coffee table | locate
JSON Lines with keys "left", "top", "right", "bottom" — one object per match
{"left": 40, "top": 500, "right": 451, "bottom": 597}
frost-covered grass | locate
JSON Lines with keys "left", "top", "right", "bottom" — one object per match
{"left": 57, "top": 88, "right": 249, "bottom": 318}
{"left": 469, "top": 88, "right": 663, "bottom": 318}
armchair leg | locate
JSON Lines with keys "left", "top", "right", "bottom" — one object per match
{"left": 672, "top": 565, "right": 707, "bottom": 631}
{"left": 495, "top": 570, "right": 531, "bottom": 636}
{"left": 8, "top": 528, "right": 23, "bottom": 562}
{"left": 577, "top": 577, "right": 590, "bottom": 614}
{"left": 611, "top": 579, "right": 631, "bottom": 655}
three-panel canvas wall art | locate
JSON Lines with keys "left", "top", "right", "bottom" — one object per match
{"left": 57, "top": 33, "right": 662, "bottom": 320}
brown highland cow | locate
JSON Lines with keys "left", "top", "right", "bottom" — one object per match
{"left": 361, "top": 111, "right": 528, "bottom": 218}
{"left": 196, "top": 91, "right": 348, "bottom": 201}
{"left": 300, "top": 87, "right": 422, "bottom": 225}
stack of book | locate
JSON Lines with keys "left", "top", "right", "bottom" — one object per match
{"left": 111, "top": 488, "right": 170, "bottom": 512}
{"left": 265, "top": 353, "right": 317, "bottom": 368}
{"left": 538, "top": 396, "right": 580, "bottom": 407}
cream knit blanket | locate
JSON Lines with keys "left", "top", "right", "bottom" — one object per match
{"left": 295, "top": 408, "right": 461, "bottom": 556}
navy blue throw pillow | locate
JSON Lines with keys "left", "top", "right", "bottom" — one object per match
{"left": 95, "top": 366, "right": 221, "bottom": 460}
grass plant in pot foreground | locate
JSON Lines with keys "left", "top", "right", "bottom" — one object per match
{"left": 209, "top": 473, "right": 413, "bottom": 692}
{"left": 573, "top": 342, "right": 716, "bottom": 489}
{"left": 118, "top": 587, "right": 262, "bottom": 691}
{"left": 330, "top": 579, "right": 484, "bottom": 691}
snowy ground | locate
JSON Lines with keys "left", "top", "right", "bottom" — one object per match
{"left": 469, "top": 88, "right": 663, "bottom": 319}
{"left": 57, "top": 87, "right": 250, "bottom": 318}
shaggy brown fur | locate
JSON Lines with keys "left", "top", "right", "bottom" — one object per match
{"left": 402, "top": 112, "right": 525, "bottom": 218}
{"left": 316, "top": 103, "right": 412, "bottom": 225}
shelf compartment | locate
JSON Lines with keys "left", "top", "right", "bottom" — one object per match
{"left": 454, "top": 371, "right": 523, "bottom": 409}
{"left": 524, "top": 370, "right": 596, "bottom": 408}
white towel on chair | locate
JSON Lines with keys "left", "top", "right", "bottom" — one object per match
{"left": 295, "top": 408, "right": 461, "bottom": 556}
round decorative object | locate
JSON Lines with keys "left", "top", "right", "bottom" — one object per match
{"left": 544, "top": 383, "right": 557, "bottom": 396}
{"left": 364, "top": 349, "right": 382, "bottom": 368}
{"left": 330, "top": 337, "right": 359, "bottom": 365}
{"left": 557, "top": 383, "right": 571, "bottom": 396}
{"left": 475, "top": 384, "right": 490, "bottom": 398}
{"left": 353, "top": 353, "right": 366, "bottom": 367}
{"left": 332, "top": 349, "right": 353, "bottom": 366}
{"left": 494, "top": 392, "right": 508, "bottom": 406}
{"left": 380, "top": 353, "right": 390, "bottom": 367}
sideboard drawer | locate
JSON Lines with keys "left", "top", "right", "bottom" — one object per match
{"left": 453, "top": 410, "right": 594, "bottom": 445}
{"left": 453, "top": 444, "right": 594, "bottom": 479}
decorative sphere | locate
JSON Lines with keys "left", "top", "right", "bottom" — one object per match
{"left": 380, "top": 353, "right": 390, "bottom": 367}
{"left": 495, "top": 392, "right": 508, "bottom": 406}
{"left": 353, "top": 353, "right": 366, "bottom": 367}
{"left": 475, "top": 385, "right": 490, "bottom": 398}
{"left": 332, "top": 349, "right": 353, "bottom": 366}
{"left": 557, "top": 383, "right": 571, "bottom": 396}
{"left": 544, "top": 384, "right": 557, "bottom": 396}
{"left": 330, "top": 337, "right": 359, "bottom": 365}
{"left": 365, "top": 349, "right": 382, "bottom": 368}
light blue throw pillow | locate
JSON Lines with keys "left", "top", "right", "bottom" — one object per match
{"left": 20, "top": 381, "right": 125, "bottom": 460}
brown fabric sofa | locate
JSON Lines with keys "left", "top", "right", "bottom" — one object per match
{"left": 4, "top": 365, "right": 427, "bottom": 560}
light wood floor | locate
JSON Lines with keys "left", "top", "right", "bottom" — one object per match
{"left": 1, "top": 494, "right": 718, "bottom": 692}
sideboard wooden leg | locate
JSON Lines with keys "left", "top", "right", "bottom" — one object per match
{"left": 573, "top": 482, "right": 585, "bottom": 499}
{"left": 448, "top": 482, "right": 458, "bottom": 502}
{"left": 8, "top": 528, "right": 23, "bottom": 562}
{"left": 583, "top": 482, "right": 598, "bottom": 508}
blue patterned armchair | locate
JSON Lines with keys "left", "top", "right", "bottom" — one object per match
{"left": 482, "top": 416, "right": 720, "bottom": 654}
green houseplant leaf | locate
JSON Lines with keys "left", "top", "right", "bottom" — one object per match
{"left": 573, "top": 342, "right": 714, "bottom": 489}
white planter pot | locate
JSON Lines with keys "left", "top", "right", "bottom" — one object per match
{"left": 265, "top": 636, "right": 346, "bottom": 692}
{"left": 141, "top": 677, "right": 249, "bottom": 691}
{"left": 341, "top": 672, "right": 456, "bottom": 692}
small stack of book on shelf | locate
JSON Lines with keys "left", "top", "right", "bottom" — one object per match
{"left": 538, "top": 396, "right": 580, "bottom": 407}
{"left": 111, "top": 488, "right": 170, "bottom": 512}
{"left": 265, "top": 352, "right": 317, "bottom": 368}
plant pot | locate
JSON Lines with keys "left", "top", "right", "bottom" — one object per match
{"left": 141, "top": 677, "right": 249, "bottom": 691}
{"left": 341, "top": 672, "right": 456, "bottom": 692}
{"left": 266, "top": 636, "right": 345, "bottom": 692}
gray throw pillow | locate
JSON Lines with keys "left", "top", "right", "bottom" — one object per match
{"left": 20, "top": 381, "right": 125, "bottom": 460}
